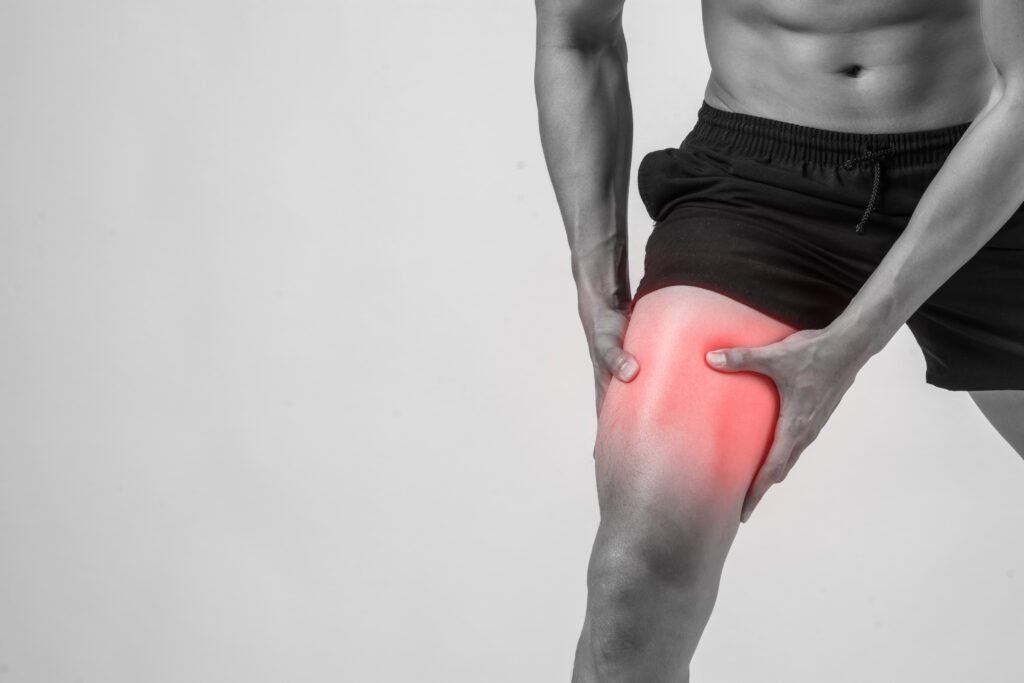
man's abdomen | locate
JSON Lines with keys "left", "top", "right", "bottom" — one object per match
{"left": 701, "top": 0, "right": 995, "bottom": 132}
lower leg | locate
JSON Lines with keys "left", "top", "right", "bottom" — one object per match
{"left": 571, "top": 441, "right": 742, "bottom": 682}
{"left": 570, "top": 578, "right": 718, "bottom": 683}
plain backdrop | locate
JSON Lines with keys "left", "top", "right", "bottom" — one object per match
{"left": 1, "top": 1, "right": 1023, "bottom": 681}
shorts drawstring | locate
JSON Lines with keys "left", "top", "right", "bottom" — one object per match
{"left": 842, "top": 145, "right": 897, "bottom": 233}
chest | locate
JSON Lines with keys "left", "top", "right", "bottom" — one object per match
{"left": 710, "top": 0, "right": 976, "bottom": 33}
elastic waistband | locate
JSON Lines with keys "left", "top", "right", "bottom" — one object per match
{"left": 689, "top": 100, "right": 972, "bottom": 169}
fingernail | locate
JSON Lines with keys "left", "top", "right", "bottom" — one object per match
{"left": 706, "top": 351, "right": 725, "bottom": 368}
{"left": 620, "top": 359, "right": 638, "bottom": 379}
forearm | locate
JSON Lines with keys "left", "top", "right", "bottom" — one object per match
{"left": 833, "top": 85, "right": 1024, "bottom": 357}
{"left": 534, "top": 17, "right": 633, "bottom": 321}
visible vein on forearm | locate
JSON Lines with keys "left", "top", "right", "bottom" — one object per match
{"left": 838, "top": 89, "right": 1024, "bottom": 348}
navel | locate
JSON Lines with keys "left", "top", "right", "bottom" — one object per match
{"left": 839, "top": 64, "right": 865, "bottom": 78}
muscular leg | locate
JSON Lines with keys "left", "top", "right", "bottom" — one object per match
{"left": 968, "top": 390, "right": 1024, "bottom": 458}
{"left": 571, "top": 285, "right": 799, "bottom": 683}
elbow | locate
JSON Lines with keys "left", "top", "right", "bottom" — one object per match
{"left": 535, "top": 0, "right": 626, "bottom": 52}
{"left": 975, "top": 68, "right": 1024, "bottom": 129}
{"left": 1000, "top": 78, "right": 1024, "bottom": 112}
{"left": 987, "top": 57, "right": 1024, "bottom": 110}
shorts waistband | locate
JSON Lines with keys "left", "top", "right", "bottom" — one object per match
{"left": 689, "top": 100, "right": 973, "bottom": 170}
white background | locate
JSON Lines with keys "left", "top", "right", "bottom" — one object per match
{"left": 1, "top": 1, "right": 1022, "bottom": 681}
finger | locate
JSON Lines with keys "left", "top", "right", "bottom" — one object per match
{"left": 741, "top": 430, "right": 796, "bottom": 523}
{"left": 706, "top": 346, "right": 766, "bottom": 374}
{"left": 741, "top": 460, "right": 783, "bottom": 523}
{"left": 594, "top": 375, "right": 608, "bottom": 418}
{"left": 597, "top": 336, "right": 640, "bottom": 382}
{"left": 740, "top": 483, "right": 769, "bottom": 523}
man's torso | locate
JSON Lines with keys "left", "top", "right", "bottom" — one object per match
{"left": 701, "top": 0, "right": 996, "bottom": 131}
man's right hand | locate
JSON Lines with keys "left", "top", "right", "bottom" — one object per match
{"left": 535, "top": 1, "right": 637, "bottom": 418}
{"left": 585, "top": 304, "right": 640, "bottom": 418}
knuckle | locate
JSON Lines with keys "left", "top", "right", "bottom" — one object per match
{"left": 764, "top": 452, "right": 790, "bottom": 479}
{"left": 733, "top": 349, "right": 753, "bottom": 367}
{"left": 796, "top": 435, "right": 810, "bottom": 451}
{"left": 597, "top": 334, "right": 620, "bottom": 353}
{"left": 604, "top": 352, "right": 624, "bottom": 372}
{"left": 595, "top": 343, "right": 617, "bottom": 364}
{"left": 786, "top": 416, "right": 813, "bottom": 439}
{"left": 744, "top": 349, "right": 767, "bottom": 367}
{"left": 764, "top": 462, "right": 785, "bottom": 482}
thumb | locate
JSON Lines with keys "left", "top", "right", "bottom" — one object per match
{"left": 705, "top": 347, "right": 749, "bottom": 372}
{"left": 602, "top": 346, "right": 640, "bottom": 382}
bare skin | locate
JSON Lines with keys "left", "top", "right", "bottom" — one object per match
{"left": 535, "top": 0, "right": 1024, "bottom": 680}
{"left": 702, "top": 0, "right": 996, "bottom": 132}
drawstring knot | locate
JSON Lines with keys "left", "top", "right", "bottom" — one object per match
{"left": 841, "top": 144, "right": 897, "bottom": 233}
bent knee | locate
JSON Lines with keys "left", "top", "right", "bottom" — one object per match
{"left": 589, "top": 523, "right": 721, "bottom": 593}
{"left": 584, "top": 526, "right": 723, "bottom": 664}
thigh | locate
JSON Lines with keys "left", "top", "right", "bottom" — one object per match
{"left": 595, "top": 285, "right": 799, "bottom": 542}
{"left": 969, "top": 390, "right": 1024, "bottom": 458}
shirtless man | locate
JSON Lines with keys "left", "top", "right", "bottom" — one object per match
{"left": 534, "top": 0, "right": 1024, "bottom": 680}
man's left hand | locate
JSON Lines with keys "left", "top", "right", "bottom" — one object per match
{"left": 705, "top": 325, "right": 875, "bottom": 523}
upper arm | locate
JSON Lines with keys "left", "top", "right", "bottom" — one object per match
{"left": 535, "top": 0, "right": 627, "bottom": 49}
{"left": 981, "top": 0, "right": 1024, "bottom": 94}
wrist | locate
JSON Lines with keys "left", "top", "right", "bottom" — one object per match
{"left": 577, "top": 290, "right": 630, "bottom": 334}
{"left": 571, "top": 248, "right": 631, "bottom": 314}
{"left": 827, "top": 306, "right": 900, "bottom": 361}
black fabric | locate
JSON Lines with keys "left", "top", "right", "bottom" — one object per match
{"left": 631, "top": 100, "right": 1024, "bottom": 391}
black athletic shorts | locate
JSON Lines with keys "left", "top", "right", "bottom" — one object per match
{"left": 630, "top": 100, "right": 1024, "bottom": 391}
